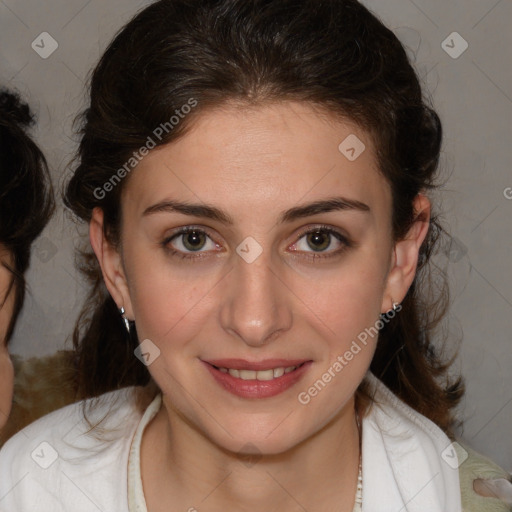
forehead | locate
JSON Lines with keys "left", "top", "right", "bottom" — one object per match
{"left": 123, "top": 101, "right": 390, "bottom": 221}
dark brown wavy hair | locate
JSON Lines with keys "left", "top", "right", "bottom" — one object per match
{"left": 0, "top": 88, "right": 55, "bottom": 343}
{"left": 65, "top": 0, "right": 464, "bottom": 435}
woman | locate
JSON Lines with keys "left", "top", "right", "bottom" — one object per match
{"left": 0, "top": 89, "right": 56, "bottom": 433}
{"left": 0, "top": 1, "right": 510, "bottom": 511}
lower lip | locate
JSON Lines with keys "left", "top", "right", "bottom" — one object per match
{"left": 202, "top": 361, "right": 312, "bottom": 399}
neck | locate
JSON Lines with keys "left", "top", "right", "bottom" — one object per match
{"left": 141, "top": 397, "right": 361, "bottom": 512}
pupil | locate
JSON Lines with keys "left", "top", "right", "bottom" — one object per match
{"left": 307, "top": 231, "right": 329, "bottom": 251}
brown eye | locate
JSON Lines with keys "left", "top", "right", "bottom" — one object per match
{"left": 290, "top": 226, "right": 351, "bottom": 259}
{"left": 166, "top": 228, "right": 217, "bottom": 255}
{"left": 182, "top": 230, "right": 207, "bottom": 251}
{"left": 306, "top": 231, "right": 331, "bottom": 252}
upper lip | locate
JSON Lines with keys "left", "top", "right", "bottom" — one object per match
{"left": 204, "top": 359, "right": 310, "bottom": 371}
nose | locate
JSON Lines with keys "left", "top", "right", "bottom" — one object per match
{"left": 219, "top": 253, "right": 292, "bottom": 347}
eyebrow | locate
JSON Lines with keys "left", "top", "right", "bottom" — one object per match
{"left": 142, "top": 196, "right": 370, "bottom": 224}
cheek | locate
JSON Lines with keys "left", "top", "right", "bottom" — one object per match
{"left": 0, "top": 347, "right": 14, "bottom": 429}
{"left": 292, "top": 265, "right": 385, "bottom": 426}
{"left": 127, "top": 256, "right": 222, "bottom": 345}
{"left": 292, "top": 253, "right": 388, "bottom": 336}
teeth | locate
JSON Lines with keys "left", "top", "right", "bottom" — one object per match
{"left": 220, "top": 366, "right": 298, "bottom": 380}
{"left": 256, "top": 369, "right": 274, "bottom": 381}
{"left": 273, "top": 367, "right": 285, "bottom": 378}
{"left": 239, "top": 370, "right": 256, "bottom": 380}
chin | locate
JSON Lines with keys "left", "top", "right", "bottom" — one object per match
{"left": 208, "top": 417, "right": 307, "bottom": 457}
{"left": 222, "top": 435, "right": 300, "bottom": 459}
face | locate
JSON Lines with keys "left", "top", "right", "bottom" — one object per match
{"left": 93, "top": 101, "right": 428, "bottom": 454}
{"left": 0, "top": 245, "right": 15, "bottom": 429}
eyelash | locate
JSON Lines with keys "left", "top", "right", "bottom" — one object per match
{"left": 161, "top": 225, "right": 352, "bottom": 262}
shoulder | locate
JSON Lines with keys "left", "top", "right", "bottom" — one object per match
{"left": 0, "top": 351, "right": 77, "bottom": 445}
{"left": 457, "top": 443, "right": 511, "bottom": 512}
{"left": 363, "top": 373, "right": 511, "bottom": 512}
{"left": 363, "top": 371, "right": 454, "bottom": 451}
{"left": 0, "top": 386, "right": 143, "bottom": 512}
{"left": 362, "top": 372, "right": 463, "bottom": 510}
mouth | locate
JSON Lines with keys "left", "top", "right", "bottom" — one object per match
{"left": 202, "top": 359, "right": 312, "bottom": 399}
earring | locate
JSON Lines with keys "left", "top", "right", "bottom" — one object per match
{"left": 119, "top": 307, "right": 131, "bottom": 334}
{"left": 380, "top": 300, "right": 400, "bottom": 320}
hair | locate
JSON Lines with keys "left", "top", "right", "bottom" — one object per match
{"left": 0, "top": 88, "right": 55, "bottom": 343}
{"left": 65, "top": 0, "right": 464, "bottom": 434}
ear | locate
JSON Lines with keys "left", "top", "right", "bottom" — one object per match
{"left": 381, "top": 193, "right": 431, "bottom": 313}
{"left": 89, "top": 207, "right": 134, "bottom": 320}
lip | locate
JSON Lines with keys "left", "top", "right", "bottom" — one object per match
{"left": 201, "top": 359, "right": 312, "bottom": 399}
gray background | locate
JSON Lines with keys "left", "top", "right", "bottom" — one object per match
{"left": 1, "top": 0, "right": 511, "bottom": 469}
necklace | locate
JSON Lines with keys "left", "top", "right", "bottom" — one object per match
{"left": 354, "top": 458, "right": 363, "bottom": 508}
{"left": 353, "top": 408, "right": 363, "bottom": 510}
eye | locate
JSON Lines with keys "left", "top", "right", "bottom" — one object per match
{"left": 164, "top": 227, "right": 219, "bottom": 256}
{"left": 289, "top": 226, "right": 350, "bottom": 258}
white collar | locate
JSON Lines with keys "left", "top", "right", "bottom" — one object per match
{"left": 361, "top": 372, "right": 462, "bottom": 512}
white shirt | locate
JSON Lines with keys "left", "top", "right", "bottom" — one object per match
{"left": 0, "top": 372, "right": 462, "bottom": 512}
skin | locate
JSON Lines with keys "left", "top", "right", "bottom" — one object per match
{"left": 0, "top": 245, "right": 15, "bottom": 429}
{"left": 91, "top": 101, "right": 430, "bottom": 511}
